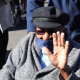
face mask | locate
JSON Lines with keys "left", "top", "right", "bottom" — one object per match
{"left": 35, "top": 37, "right": 53, "bottom": 53}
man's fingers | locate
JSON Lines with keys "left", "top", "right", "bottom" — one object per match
{"left": 42, "top": 47, "right": 58, "bottom": 66}
{"left": 42, "top": 47, "right": 52, "bottom": 57}
{"left": 61, "top": 33, "right": 65, "bottom": 48}
{"left": 65, "top": 41, "right": 69, "bottom": 55}
{"left": 53, "top": 33, "right": 57, "bottom": 47}
{"left": 57, "top": 31, "right": 61, "bottom": 47}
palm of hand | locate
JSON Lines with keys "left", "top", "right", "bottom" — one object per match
{"left": 42, "top": 32, "right": 69, "bottom": 70}
{"left": 50, "top": 46, "right": 68, "bottom": 69}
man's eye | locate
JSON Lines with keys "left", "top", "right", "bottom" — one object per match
{"left": 36, "top": 30, "right": 45, "bottom": 35}
{"left": 39, "top": 31, "right": 44, "bottom": 33}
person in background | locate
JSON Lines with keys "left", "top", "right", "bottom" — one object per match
{"left": 0, "top": 0, "right": 13, "bottom": 69}
{"left": 27, "top": 0, "right": 80, "bottom": 43}
{"left": 0, "top": 6, "right": 80, "bottom": 80}
{"left": 11, "top": 0, "right": 27, "bottom": 26}
{"left": 27, "top": 0, "right": 45, "bottom": 33}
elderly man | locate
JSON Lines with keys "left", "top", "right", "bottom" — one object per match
{"left": 0, "top": 6, "right": 80, "bottom": 80}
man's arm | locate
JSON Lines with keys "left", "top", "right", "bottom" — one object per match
{"left": 58, "top": 65, "right": 71, "bottom": 80}
{"left": 42, "top": 31, "right": 70, "bottom": 80}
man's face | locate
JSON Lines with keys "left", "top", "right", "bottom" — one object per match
{"left": 36, "top": 26, "right": 66, "bottom": 40}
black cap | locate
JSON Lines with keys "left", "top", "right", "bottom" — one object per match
{"left": 32, "top": 6, "right": 70, "bottom": 28}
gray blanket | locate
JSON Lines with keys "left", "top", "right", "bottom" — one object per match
{"left": 0, "top": 33, "right": 80, "bottom": 80}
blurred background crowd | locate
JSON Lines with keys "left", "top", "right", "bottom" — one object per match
{"left": 0, "top": 0, "right": 27, "bottom": 69}
{"left": 10, "top": 0, "right": 27, "bottom": 26}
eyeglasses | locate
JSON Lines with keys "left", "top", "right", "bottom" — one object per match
{"left": 35, "top": 28, "right": 66, "bottom": 35}
{"left": 35, "top": 30, "right": 54, "bottom": 35}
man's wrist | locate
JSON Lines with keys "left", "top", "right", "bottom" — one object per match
{"left": 58, "top": 65, "right": 71, "bottom": 80}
